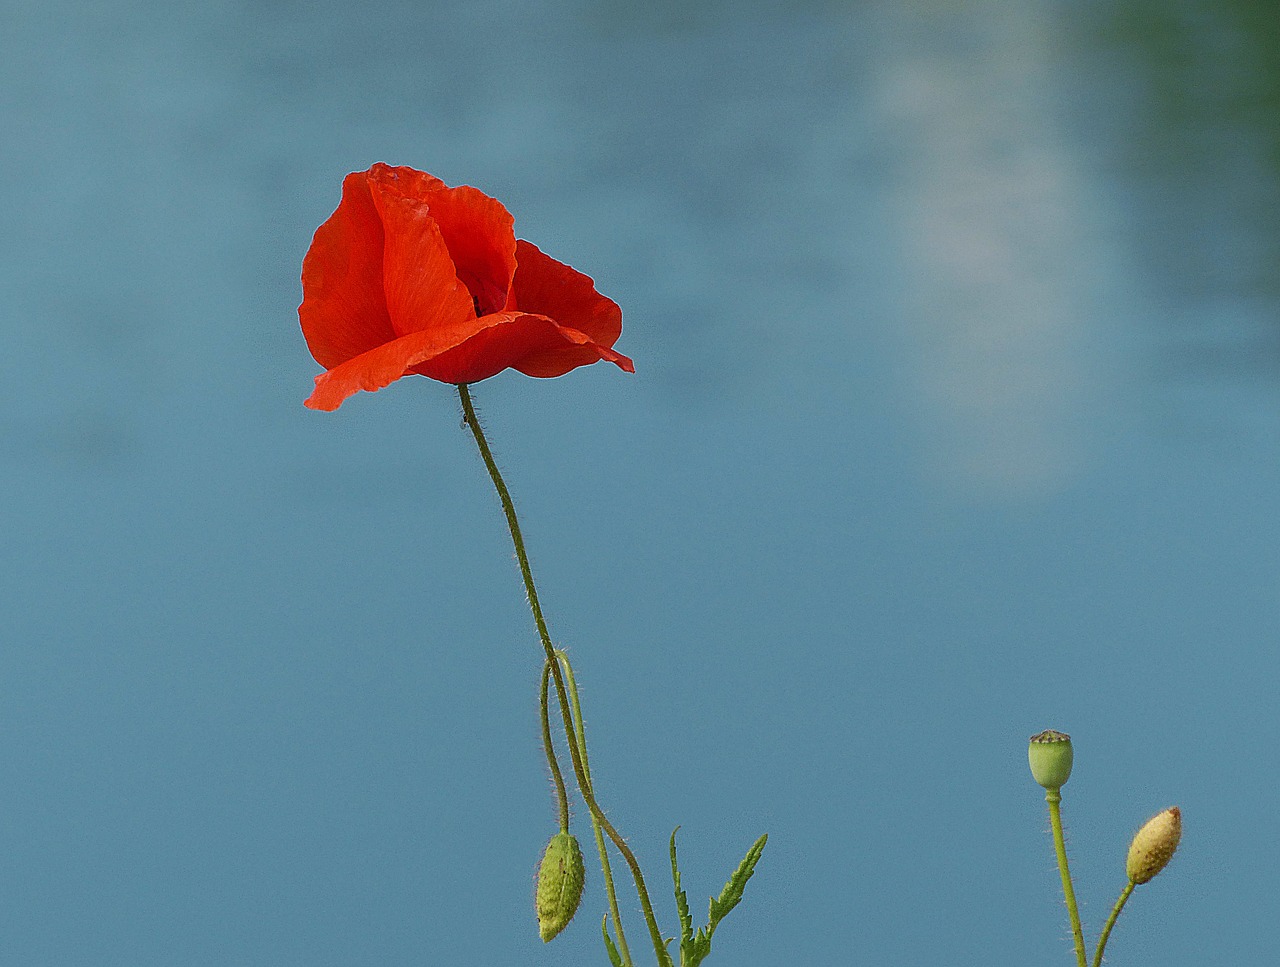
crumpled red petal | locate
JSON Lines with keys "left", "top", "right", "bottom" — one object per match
{"left": 298, "top": 172, "right": 397, "bottom": 369}
{"left": 413, "top": 312, "right": 631, "bottom": 384}
{"left": 305, "top": 311, "right": 631, "bottom": 410}
{"left": 304, "top": 314, "right": 503, "bottom": 411}
{"left": 425, "top": 189, "right": 517, "bottom": 315}
{"left": 510, "top": 240, "right": 631, "bottom": 377}
{"left": 368, "top": 164, "right": 518, "bottom": 316}
{"left": 363, "top": 163, "right": 448, "bottom": 198}
{"left": 366, "top": 175, "right": 476, "bottom": 338}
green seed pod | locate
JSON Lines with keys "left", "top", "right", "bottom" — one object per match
{"left": 1028, "top": 730, "right": 1074, "bottom": 790}
{"left": 536, "top": 831, "right": 585, "bottom": 942}
{"left": 1126, "top": 806, "right": 1181, "bottom": 885}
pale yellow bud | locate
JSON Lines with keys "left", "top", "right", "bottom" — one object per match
{"left": 1126, "top": 806, "right": 1182, "bottom": 885}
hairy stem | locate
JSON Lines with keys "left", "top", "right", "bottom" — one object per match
{"left": 558, "top": 649, "right": 633, "bottom": 967}
{"left": 457, "top": 384, "right": 669, "bottom": 966}
{"left": 1046, "top": 790, "right": 1087, "bottom": 967}
{"left": 1091, "top": 881, "right": 1135, "bottom": 967}
{"left": 539, "top": 659, "right": 571, "bottom": 833}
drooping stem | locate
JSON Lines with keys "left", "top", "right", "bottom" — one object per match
{"left": 1091, "top": 881, "right": 1135, "bottom": 967}
{"left": 457, "top": 383, "right": 669, "bottom": 966}
{"left": 539, "top": 659, "right": 571, "bottom": 833}
{"left": 557, "top": 649, "right": 632, "bottom": 967}
{"left": 1046, "top": 790, "right": 1088, "bottom": 967}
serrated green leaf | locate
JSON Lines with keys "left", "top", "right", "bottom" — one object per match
{"left": 676, "top": 833, "right": 768, "bottom": 967}
{"left": 670, "top": 827, "right": 694, "bottom": 952}
{"left": 707, "top": 833, "right": 768, "bottom": 928}
{"left": 688, "top": 931, "right": 713, "bottom": 966}
{"left": 601, "top": 915, "right": 624, "bottom": 967}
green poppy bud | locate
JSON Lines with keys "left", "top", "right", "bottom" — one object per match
{"left": 536, "top": 831, "right": 585, "bottom": 942}
{"left": 1028, "top": 730, "right": 1074, "bottom": 790}
{"left": 1126, "top": 806, "right": 1181, "bottom": 885}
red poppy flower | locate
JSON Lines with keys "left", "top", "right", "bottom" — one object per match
{"left": 298, "top": 163, "right": 634, "bottom": 410}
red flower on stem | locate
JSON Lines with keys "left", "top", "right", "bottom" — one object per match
{"left": 298, "top": 163, "right": 634, "bottom": 410}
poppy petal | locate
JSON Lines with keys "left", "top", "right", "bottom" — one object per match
{"left": 512, "top": 240, "right": 623, "bottom": 349}
{"left": 304, "top": 313, "right": 516, "bottom": 410}
{"left": 367, "top": 178, "right": 477, "bottom": 338}
{"left": 412, "top": 312, "right": 632, "bottom": 384}
{"left": 366, "top": 165, "right": 516, "bottom": 316}
{"left": 365, "top": 162, "right": 448, "bottom": 198}
{"left": 298, "top": 172, "right": 397, "bottom": 369}
{"left": 514, "top": 335, "right": 635, "bottom": 378}
{"left": 422, "top": 186, "right": 518, "bottom": 315}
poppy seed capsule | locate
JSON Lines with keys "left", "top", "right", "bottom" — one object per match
{"left": 536, "top": 831, "right": 585, "bottom": 942}
{"left": 1126, "top": 806, "right": 1182, "bottom": 885}
{"left": 1028, "top": 730, "right": 1074, "bottom": 790}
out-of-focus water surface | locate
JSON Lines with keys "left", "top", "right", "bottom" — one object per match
{"left": 2, "top": 1, "right": 1277, "bottom": 963}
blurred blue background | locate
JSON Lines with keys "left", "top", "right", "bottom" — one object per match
{"left": 2, "top": 0, "right": 1276, "bottom": 963}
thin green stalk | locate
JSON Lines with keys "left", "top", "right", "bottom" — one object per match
{"left": 539, "top": 659, "right": 571, "bottom": 832}
{"left": 1046, "top": 790, "right": 1087, "bottom": 967}
{"left": 557, "top": 649, "right": 632, "bottom": 967}
{"left": 457, "top": 383, "right": 670, "bottom": 967}
{"left": 1091, "top": 881, "right": 1135, "bottom": 967}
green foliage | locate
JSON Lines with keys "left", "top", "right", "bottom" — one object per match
{"left": 602, "top": 915, "right": 625, "bottom": 967}
{"left": 668, "top": 828, "right": 768, "bottom": 967}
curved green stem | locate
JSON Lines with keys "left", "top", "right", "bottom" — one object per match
{"left": 557, "top": 649, "right": 632, "bottom": 967}
{"left": 457, "top": 384, "right": 669, "bottom": 967}
{"left": 539, "top": 659, "right": 571, "bottom": 832}
{"left": 1046, "top": 789, "right": 1087, "bottom": 967}
{"left": 1091, "top": 881, "right": 1135, "bottom": 967}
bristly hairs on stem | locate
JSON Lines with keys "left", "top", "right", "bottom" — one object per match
{"left": 457, "top": 383, "right": 670, "bottom": 967}
{"left": 540, "top": 658, "right": 571, "bottom": 833}
{"left": 557, "top": 650, "right": 633, "bottom": 967}
{"left": 1045, "top": 790, "right": 1088, "bottom": 967}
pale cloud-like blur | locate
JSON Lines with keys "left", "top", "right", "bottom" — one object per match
{"left": 874, "top": 2, "right": 1114, "bottom": 499}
